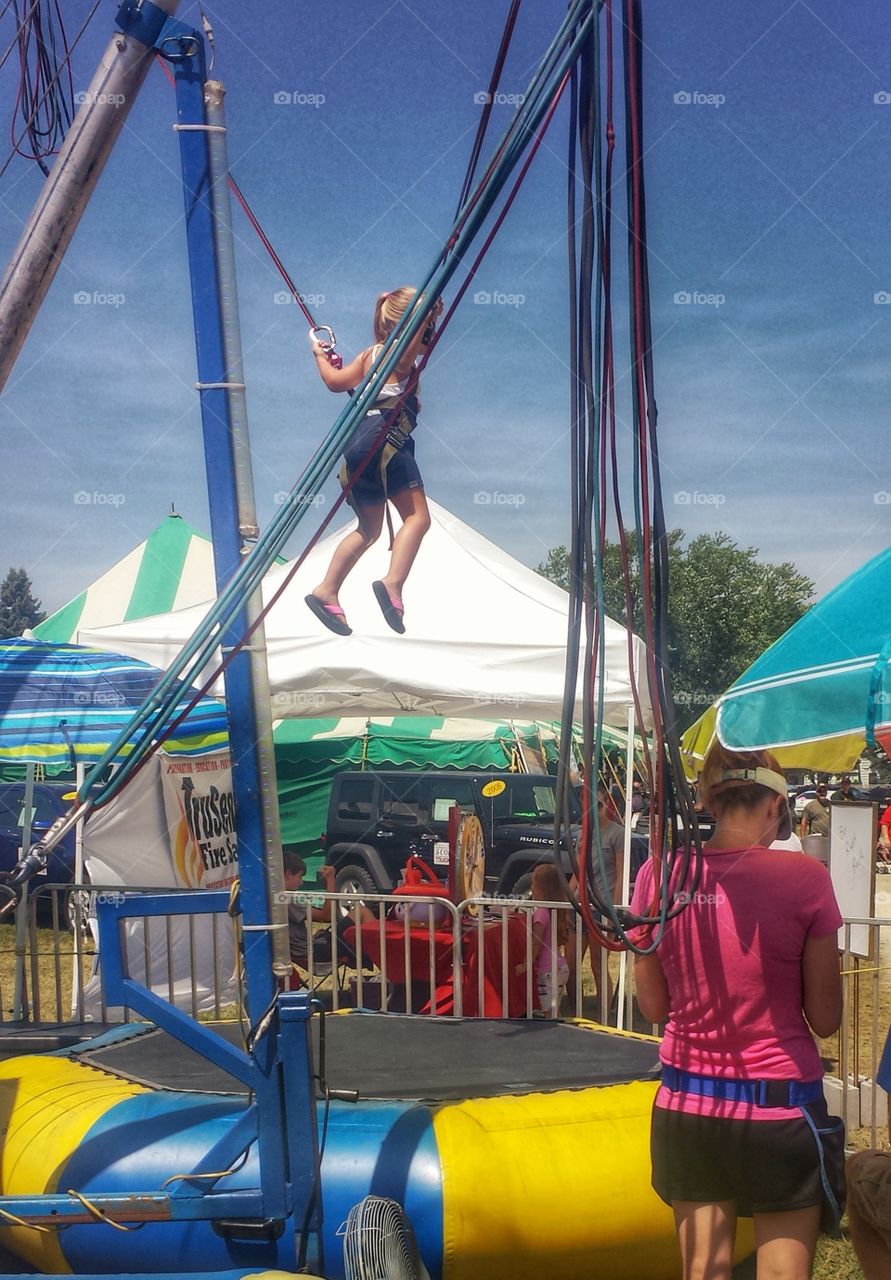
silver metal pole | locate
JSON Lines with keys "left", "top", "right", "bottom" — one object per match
{"left": 204, "top": 80, "right": 289, "bottom": 975}
{"left": 615, "top": 702, "right": 636, "bottom": 1030}
{"left": 12, "top": 762, "right": 36, "bottom": 1020}
{"left": 0, "top": 0, "right": 181, "bottom": 394}
{"left": 71, "top": 761, "right": 86, "bottom": 1020}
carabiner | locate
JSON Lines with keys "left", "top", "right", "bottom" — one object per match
{"left": 309, "top": 325, "right": 342, "bottom": 370}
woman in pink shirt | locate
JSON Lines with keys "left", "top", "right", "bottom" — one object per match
{"left": 631, "top": 743, "right": 843, "bottom": 1280}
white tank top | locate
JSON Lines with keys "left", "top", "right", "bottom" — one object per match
{"left": 368, "top": 343, "right": 417, "bottom": 411}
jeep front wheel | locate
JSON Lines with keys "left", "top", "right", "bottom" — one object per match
{"left": 334, "top": 863, "right": 379, "bottom": 903}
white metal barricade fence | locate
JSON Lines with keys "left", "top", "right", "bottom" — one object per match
{"left": 8, "top": 880, "right": 888, "bottom": 1136}
{"left": 0, "top": 882, "right": 237, "bottom": 1025}
{"left": 832, "top": 916, "right": 891, "bottom": 1149}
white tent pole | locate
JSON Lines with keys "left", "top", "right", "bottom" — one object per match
{"left": 71, "top": 762, "right": 86, "bottom": 1020}
{"left": 74, "top": 763, "right": 85, "bottom": 886}
{"left": 615, "top": 703, "right": 636, "bottom": 1030}
{"left": 12, "top": 762, "right": 35, "bottom": 1020}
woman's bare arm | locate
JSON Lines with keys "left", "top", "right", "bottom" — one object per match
{"left": 634, "top": 951, "right": 670, "bottom": 1024}
{"left": 802, "top": 932, "right": 842, "bottom": 1038}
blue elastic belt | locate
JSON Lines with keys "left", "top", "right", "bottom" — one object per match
{"left": 661, "top": 1065, "right": 823, "bottom": 1109}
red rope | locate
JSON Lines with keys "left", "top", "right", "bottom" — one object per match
{"left": 455, "top": 0, "right": 524, "bottom": 218}
{"left": 622, "top": 0, "right": 675, "bottom": 918}
{"left": 155, "top": 55, "right": 322, "bottom": 331}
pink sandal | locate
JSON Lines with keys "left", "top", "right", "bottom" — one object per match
{"left": 372, "top": 580, "right": 405, "bottom": 634}
{"left": 305, "top": 594, "right": 351, "bottom": 636}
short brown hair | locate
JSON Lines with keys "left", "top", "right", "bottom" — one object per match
{"left": 283, "top": 851, "right": 306, "bottom": 877}
{"left": 699, "top": 741, "right": 785, "bottom": 816}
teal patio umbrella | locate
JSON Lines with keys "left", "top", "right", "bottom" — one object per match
{"left": 682, "top": 546, "right": 891, "bottom": 771}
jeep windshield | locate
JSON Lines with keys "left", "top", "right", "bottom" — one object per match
{"left": 477, "top": 778, "right": 581, "bottom": 824}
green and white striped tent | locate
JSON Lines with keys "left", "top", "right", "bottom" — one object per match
{"left": 33, "top": 514, "right": 216, "bottom": 643}
{"left": 274, "top": 715, "right": 633, "bottom": 861}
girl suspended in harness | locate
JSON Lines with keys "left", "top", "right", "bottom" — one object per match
{"left": 304, "top": 286, "right": 442, "bottom": 637}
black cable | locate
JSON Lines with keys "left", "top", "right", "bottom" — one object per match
{"left": 620, "top": 0, "right": 701, "bottom": 920}
{"left": 0, "top": 0, "right": 41, "bottom": 76}
{"left": 11, "top": 0, "right": 74, "bottom": 173}
{"left": 553, "top": 1, "right": 703, "bottom": 954}
{"left": 554, "top": 55, "right": 583, "bottom": 920}
{"left": 0, "top": 0, "right": 100, "bottom": 181}
{"left": 296, "top": 1002, "right": 330, "bottom": 1275}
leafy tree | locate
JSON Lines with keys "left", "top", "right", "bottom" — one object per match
{"left": 0, "top": 568, "right": 45, "bottom": 637}
{"left": 536, "top": 532, "right": 814, "bottom": 731}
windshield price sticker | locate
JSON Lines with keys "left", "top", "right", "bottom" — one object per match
{"left": 433, "top": 841, "right": 450, "bottom": 865}
{"left": 481, "top": 780, "right": 506, "bottom": 798}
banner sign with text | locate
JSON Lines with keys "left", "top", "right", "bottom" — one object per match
{"left": 160, "top": 749, "right": 237, "bottom": 890}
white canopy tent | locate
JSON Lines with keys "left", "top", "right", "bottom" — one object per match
{"left": 80, "top": 500, "right": 653, "bottom": 728}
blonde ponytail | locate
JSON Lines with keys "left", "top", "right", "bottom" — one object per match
{"left": 373, "top": 285, "right": 417, "bottom": 343}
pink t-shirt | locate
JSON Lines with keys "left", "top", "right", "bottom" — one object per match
{"left": 630, "top": 846, "right": 842, "bottom": 1120}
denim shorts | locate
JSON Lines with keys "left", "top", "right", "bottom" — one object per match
{"left": 343, "top": 415, "right": 423, "bottom": 508}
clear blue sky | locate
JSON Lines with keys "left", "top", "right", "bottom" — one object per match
{"left": 0, "top": 0, "right": 889, "bottom": 615}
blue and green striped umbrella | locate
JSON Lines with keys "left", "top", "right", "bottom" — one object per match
{"left": 682, "top": 546, "right": 891, "bottom": 771}
{"left": 0, "top": 638, "right": 228, "bottom": 766}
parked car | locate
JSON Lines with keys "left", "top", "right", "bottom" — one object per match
{"left": 791, "top": 787, "right": 818, "bottom": 817}
{"left": 321, "top": 770, "right": 576, "bottom": 900}
{"left": 321, "top": 769, "right": 652, "bottom": 902}
{"left": 671, "top": 807, "right": 717, "bottom": 844}
{"left": 0, "top": 781, "right": 78, "bottom": 921}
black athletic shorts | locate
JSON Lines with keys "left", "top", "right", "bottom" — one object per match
{"left": 651, "top": 1101, "right": 835, "bottom": 1217}
{"left": 343, "top": 416, "right": 423, "bottom": 509}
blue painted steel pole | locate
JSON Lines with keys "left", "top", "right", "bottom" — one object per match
{"left": 163, "top": 23, "right": 294, "bottom": 1222}
{"left": 165, "top": 35, "right": 280, "bottom": 1018}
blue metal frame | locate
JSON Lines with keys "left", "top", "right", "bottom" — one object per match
{"left": 96, "top": 890, "right": 254, "bottom": 1086}
{"left": 0, "top": 5, "right": 321, "bottom": 1264}
{"left": 1, "top": 889, "right": 319, "bottom": 1252}
{"left": 155, "top": 26, "right": 309, "bottom": 1229}
{"left": 153, "top": 2, "right": 277, "bottom": 1030}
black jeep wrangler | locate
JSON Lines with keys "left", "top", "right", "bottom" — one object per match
{"left": 321, "top": 770, "right": 582, "bottom": 899}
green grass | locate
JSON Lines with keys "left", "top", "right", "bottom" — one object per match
{"left": 0, "top": 919, "right": 80, "bottom": 1021}
{"left": 814, "top": 1231, "right": 864, "bottom": 1279}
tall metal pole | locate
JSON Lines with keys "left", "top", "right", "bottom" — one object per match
{"left": 204, "top": 78, "right": 289, "bottom": 976}
{"left": 168, "top": 42, "right": 285, "bottom": 1019}
{"left": 168, "top": 31, "right": 297, "bottom": 1232}
{"left": 0, "top": 0, "right": 181, "bottom": 394}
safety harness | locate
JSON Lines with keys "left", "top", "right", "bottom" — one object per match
{"left": 337, "top": 348, "right": 421, "bottom": 545}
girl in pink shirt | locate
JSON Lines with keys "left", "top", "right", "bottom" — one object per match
{"left": 529, "top": 862, "right": 571, "bottom": 1017}
{"left": 632, "top": 743, "right": 843, "bottom": 1280}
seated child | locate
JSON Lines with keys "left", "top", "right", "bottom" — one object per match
{"left": 281, "top": 852, "right": 372, "bottom": 979}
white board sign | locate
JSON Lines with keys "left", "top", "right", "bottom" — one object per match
{"left": 829, "top": 802, "right": 877, "bottom": 958}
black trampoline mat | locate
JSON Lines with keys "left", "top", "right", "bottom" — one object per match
{"left": 75, "top": 1016, "right": 661, "bottom": 1101}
